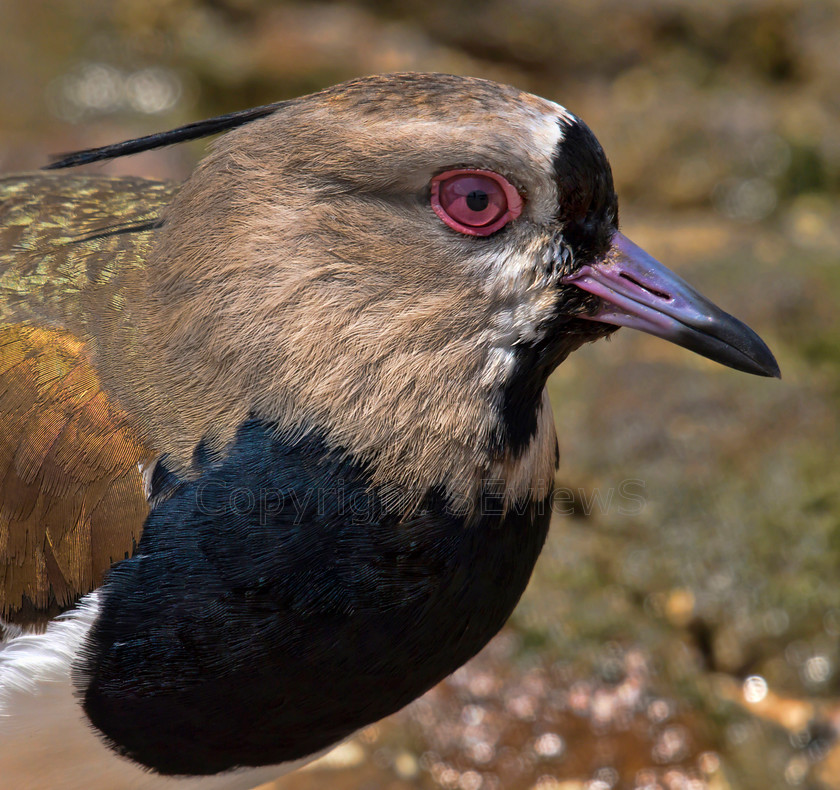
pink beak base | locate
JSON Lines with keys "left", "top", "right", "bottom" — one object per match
{"left": 562, "top": 233, "right": 780, "bottom": 378}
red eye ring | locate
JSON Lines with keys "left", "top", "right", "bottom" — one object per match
{"left": 431, "top": 169, "right": 523, "bottom": 237}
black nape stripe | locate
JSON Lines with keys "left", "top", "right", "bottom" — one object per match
{"left": 43, "top": 102, "right": 288, "bottom": 170}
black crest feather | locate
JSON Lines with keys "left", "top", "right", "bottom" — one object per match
{"left": 43, "top": 102, "right": 287, "bottom": 170}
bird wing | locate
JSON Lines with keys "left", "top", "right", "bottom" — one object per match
{"left": 0, "top": 324, "right": 152, "bottom": 623}
{"left": 0, "top": 174, "right": 175, "bottom": 623}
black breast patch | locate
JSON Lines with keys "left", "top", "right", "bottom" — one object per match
{"left": 76, "top": 419, "right": 550, "bottom": 776}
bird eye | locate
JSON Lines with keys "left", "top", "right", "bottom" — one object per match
{"left": 431, "top": 169, "right": 523, "bottom": 236}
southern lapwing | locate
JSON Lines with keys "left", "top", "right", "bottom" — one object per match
{"left": 0, "top": 73, "right": 778, "bottom": 789}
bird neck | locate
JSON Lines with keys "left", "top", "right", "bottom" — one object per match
{"left": 95, "top": 270, "right": 562, "bottom": 512}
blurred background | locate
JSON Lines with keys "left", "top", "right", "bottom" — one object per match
{"left": 2, "top": 1, "right": 839, "bottom": 788}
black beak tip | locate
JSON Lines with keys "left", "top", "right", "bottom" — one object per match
{"left": 738, "top": 324, "right": 781, "bottom": 379}
{"left": 737, "top": 343, "right": 781, "bottom": 379}
{"left": 725, "top": 331, "right": 782, "bottom": 380}
{"left": 765, "top": 357, "right": 782, "bottom": 380}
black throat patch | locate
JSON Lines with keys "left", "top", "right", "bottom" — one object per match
{"left": 75, "top": 419, "right": 551, "bottom": 776}
{"left": 493, "top": 116, "right": 620, "bottom": 455}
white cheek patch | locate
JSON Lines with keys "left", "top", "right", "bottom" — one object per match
{"left": 480, "top": 346, "right": 518, "bottom": 390}
{"left": 471, "top": 243, "right": 558, "bottom": 391}
{"left": 478, "top": 278, "right": 557, "bottom": 391}
{"left": 487, "top": 297, "right": 549, "bottom": 347}
{"left": 473, "top": 242, "right": 547, "bottom": 298}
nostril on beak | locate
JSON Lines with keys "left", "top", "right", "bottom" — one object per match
{"left": 619, "top": 272, "right": 671, "bottom": 301}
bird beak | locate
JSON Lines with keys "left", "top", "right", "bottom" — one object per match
{"left": 562, "top": 232, "right": 781, "bottom": 378}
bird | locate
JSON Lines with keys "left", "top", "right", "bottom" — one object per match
{"left": 0, "top": 72, "right": 779, "bottom": 789}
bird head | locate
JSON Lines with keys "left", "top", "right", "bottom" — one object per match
{"left": 77, "top": 74, "right": 777, "bottom": 508}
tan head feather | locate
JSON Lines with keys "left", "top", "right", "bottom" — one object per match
{"left": 90, "top": 74, "right": 614, "bottom": 508}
